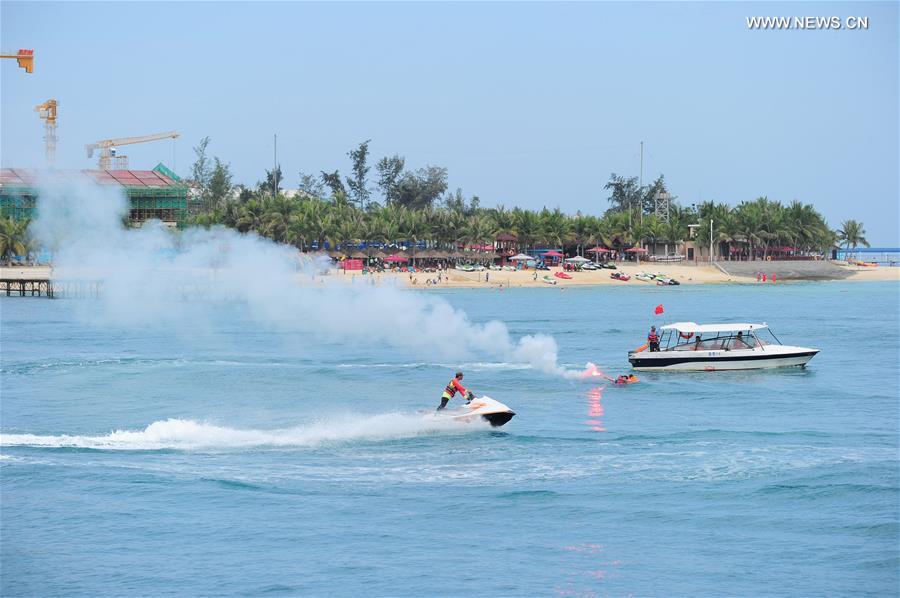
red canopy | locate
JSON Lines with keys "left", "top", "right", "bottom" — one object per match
{"left": 587, "top": 247, "right": 611, "bottom": 254}
{"left": 384, "top": 254, "right": 409, "bottom": 262}
{"left": 625, "top": 247, "right": 648, "bottom": 253}
{"left": 542, "top": 250, "right": 564, "bottom": 257}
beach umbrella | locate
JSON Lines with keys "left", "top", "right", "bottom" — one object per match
{"left": 384, "top": 254, "right": 409, "bottom": 263}
{"left": 625, "top": 246, "right": 647, "bottom": 263}
{"left": 542, "top": 250, "right": 564, "bottom": 266}
{"left": 587, "top": 247, "right": 610, "bottom": 253}
{"left": 510, "top": 253, "right": 532, "bottom": 261}
{"left": 565, "top": 256, "right": 591, "bottom": 263}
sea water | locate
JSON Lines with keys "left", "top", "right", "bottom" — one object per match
{"left": 1, "top": 282, "right": 898, "bottom": 596}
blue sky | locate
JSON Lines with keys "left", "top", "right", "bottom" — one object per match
{"left": 2, "top": 2, "right": 897, "bottom": 244}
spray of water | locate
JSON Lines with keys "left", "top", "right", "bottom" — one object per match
{"left": 32, "top": 175, "right": 591, "bottom": 376}
{"left": 0, "top": 414, "right": 487, "bottom": 451}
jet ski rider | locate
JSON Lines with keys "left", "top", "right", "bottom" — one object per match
{"left": 438, "top": 371, "right": 470, "bottom": 411}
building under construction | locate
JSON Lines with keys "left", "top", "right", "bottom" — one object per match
{"left": 0, "top": 163, "right": 188, "bottom": 226}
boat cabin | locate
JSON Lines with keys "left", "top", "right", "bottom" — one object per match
{"left": 657, "top": 322, "right": 782, "bottom": 352}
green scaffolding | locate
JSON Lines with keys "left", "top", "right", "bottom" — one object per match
{"left": 0, "top": 186, "right": 37, "bottom": 221}
{"left": 126, "top": 186, "right": 188, "bottom": 224}
{"left": 0, "top": 183, "right": 188, "bottom": 224}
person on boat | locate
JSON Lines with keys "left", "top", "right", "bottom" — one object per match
{"left": 437, "top": 371, "right": 469, "bottom": 411}
{"left": 648, "top": 326, "right": 660, "bottom": 352}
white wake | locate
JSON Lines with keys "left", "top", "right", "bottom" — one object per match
{"left": 0, "top": 413, "right": 487, "bottom": 451}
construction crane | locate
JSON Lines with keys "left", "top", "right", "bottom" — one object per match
{"left": 34, "top": 99, "right": 58, "bottom": 168}
{"left": 0, "top": 49, "right": 34, "bottom": 73}
{"left": 86, "top": 131, "right": 179, "bottom": 170}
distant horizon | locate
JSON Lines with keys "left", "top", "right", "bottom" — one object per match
{"left": 2, "top": 1, "right": 897, "bottom": 244}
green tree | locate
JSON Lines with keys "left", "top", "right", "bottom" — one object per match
{"left": 837, "top": 219, "right": 869, "bottom": 258}
{"left": 375, "top": 155, "right": 405, "bottom": 205}
{"left": 298, "top": 171, "right": 325, "bottom": 198}
{"left": 258, "top": 166, "right": 282, "bottom": 198}
{"left": 320, "top": 170, "right": 345, "bottom": 197}
{"left": 208, "top": 158, "right": 233, "bottom": 210}
{"left": 604, "top": 174, "right": 642, "bottom": 216}
{"left": 395, "top": 166, "right": 448, "bottom": 210}
{"left": 346, "top": 139, "right": 372, "bottom": 209}
{"left": 0, "top": 217, "right": 31, "bottom": 264}
{"left": 190, "top": 137, "right": 213, "bottom": 213}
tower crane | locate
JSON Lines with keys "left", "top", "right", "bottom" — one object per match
{"left": 0, "top": 49, "right": 34, "bottom": 73}
{"left": 34, "top": 99, "right": 58, "bottom": 168}
{"left": 86, "top": 131, "right": 179, "bottom": 170}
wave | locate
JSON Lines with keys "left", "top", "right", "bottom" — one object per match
{"left": 0, "top": 413, "right": 488, "bottom": 451}
{"left": 336, "top": 361, "right": 534, "bottom": 370}
{"left": 2, "top": 358, "right": 536, "bottom": 376}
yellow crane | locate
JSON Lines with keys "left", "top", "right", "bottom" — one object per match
{"left": 34, "top": 99, "right": 58, "bottom": 168}
{"left": 86, "top": 131, "right": 179, "bottom": 170}
{"left": 0, "top": 49, "right": 34, "bottom": 73}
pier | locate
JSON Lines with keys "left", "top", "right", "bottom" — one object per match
{"left": 1, "top": 278, "right": 55, "bottom": 298}
{"left": 0, "top": 268, "right": 105, "bottom": 299}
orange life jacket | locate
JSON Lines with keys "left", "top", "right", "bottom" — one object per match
{"left": 444, "top": 379, "right": 461, "bottom": 397}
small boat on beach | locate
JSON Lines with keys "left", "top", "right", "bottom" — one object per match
{"left": 542, "top": 275, "right": 557, "bottom": 285}
{"left": 629, "top": 322, "right": 819, "bottom": 371}
{"left": 610, "top": 272, "right": 630, "bottom": 281}
{"left": 636, "top": 272, "right": 654, "bottom": 282}
{"left": 554, "top": 271, "right": 572, "bottom": 280}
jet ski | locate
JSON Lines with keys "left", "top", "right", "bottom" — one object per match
{"left": 432, "top": 392, "right": 516, "bottom": 427}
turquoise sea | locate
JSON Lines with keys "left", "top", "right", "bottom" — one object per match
{"left": 2, "top": 282, "right": 898, "bottom": 596}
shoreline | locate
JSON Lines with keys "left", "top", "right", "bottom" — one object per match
{"left": 2, "top": 262, "right": 898, "bottom": 290}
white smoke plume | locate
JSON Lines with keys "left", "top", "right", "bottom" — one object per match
{"left": 31, "top": 175, "right": 582, "bottom": 376}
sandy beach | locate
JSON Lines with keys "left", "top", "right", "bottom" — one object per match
{"left": 2, "top": 262, "right": 898, "bottom": 290}
{"left": 337, "top": 261, "right": 900, "bottom": 288}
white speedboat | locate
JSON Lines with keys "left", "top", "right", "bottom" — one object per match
{"left": 432, "top": 394, "right": 516, "bottom": 427}
{"left": 628, "top": 322, "right": 819, "bottom": 371}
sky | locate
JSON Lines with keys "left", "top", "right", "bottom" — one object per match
{"left": 2, "top": 1, "right": 897, "bottom": 244}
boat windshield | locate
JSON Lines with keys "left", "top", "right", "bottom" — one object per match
{"left": 661, "top": 329, "right": 776, "bottom": 351}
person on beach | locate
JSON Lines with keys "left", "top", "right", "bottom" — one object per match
{"left": 438, "top": 371, "right": 469, "bottom": 411}
{"left": 648, "top": 326, "right": 660, "bottom": 352}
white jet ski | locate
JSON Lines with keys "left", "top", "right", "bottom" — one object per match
{"left": 432, "top": 392, "right": 516, "bottom": 427}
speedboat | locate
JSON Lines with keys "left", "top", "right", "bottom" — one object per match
{"left": 628, "top": 322, "right": 819, "bottom": 371}
{"left": 433, "top": 394, "right": 516, "bottom": 427}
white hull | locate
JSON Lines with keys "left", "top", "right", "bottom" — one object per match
{"left": 629, "top": 345, "right": 819, "bottom": 372}
{"left": 430, "top": 396, "right": 516, "bottom": 427}
{"left": 632, "top": 353, "right": 816, "bottom": 371}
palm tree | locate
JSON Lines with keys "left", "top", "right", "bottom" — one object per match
{"left": 0, "top": 217, "right": 31, "bottom": 264}
{"left": 235, "top": 200, "right": 265, "bottom": 233}
{"left": 463, "top": 213, "right": 492, "bottom": 247}
{"left": 837, "top": 219, "right": 870, "bottom": 259}
{"left": 512, "top": 208, "right": 539, "bottom": 253}
{"left": 642, "top": 215, "right": 666, "bottom": 256}
{"left": 539, "top": 208, "right": 571, "bottom": 250}
{"left": 571, "top": 215, "right": 598, "bottom": 256}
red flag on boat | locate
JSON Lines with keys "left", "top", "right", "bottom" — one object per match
{"left": 654, "top": 304, "right": 664, "bottom": 315}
